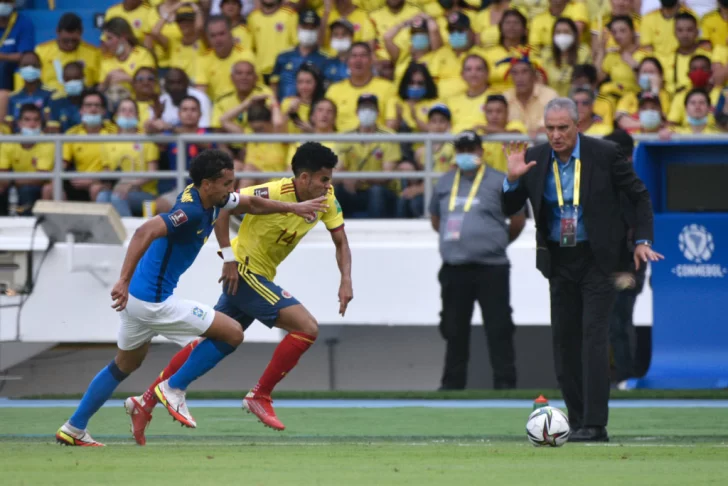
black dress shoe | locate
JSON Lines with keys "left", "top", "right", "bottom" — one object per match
{"left": 569, "top": 427, "right": 609, "bottom": 443}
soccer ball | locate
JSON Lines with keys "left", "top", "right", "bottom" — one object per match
{"left": 526, "top": 406, "right": 571, "bottom": 447}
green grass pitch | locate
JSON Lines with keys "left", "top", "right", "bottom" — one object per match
{"left": 1, "top": 407, "right": 727, "bottom": 485}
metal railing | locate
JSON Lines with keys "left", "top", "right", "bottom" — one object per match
{"left": 0, "top": 132, "right": 725, "bottom": 210}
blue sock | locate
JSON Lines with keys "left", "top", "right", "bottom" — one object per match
{"left": 167, "top": 339, "right": 236, "bottom": 391}
{"left": 69, "top": 360, "right": 128, "bottom": 430}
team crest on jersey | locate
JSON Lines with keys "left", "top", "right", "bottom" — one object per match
{"left": 192, "top": 306, "right": 207, "bottom": 319}
{"left": 133, "top": 19, "right": 142, "bottom": 29}
{"left": 169, "top": 209, "right": 188, "bottom": 227}
{"left": 281, "top": 290, "right": 292, "bottom": 299}
{"left": 374, "top": 148, "right": 383, "bottom": 159}
{"left": 275, "top": 22, "right": 284, "bottom": 32}
{"left": 285, "top": 62, "right": 294, "bottom": 71}
{"left": 133, "top": 143, "right": 141, "bottom": 151}
{"left": 31, "top": 157, "right": 37, "bottom": 168}
{"left": 354, "top": 24, "right": 361, "bottom": 32}
{"left": 254, "top": 187, "right": 269, "bottom": 199}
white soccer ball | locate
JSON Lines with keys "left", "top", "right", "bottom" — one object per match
{"left": 526, "top": 406, "right": 571, "bottom": 447}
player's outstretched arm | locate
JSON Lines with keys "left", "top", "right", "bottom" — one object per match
{"left": 111, "top": 216, "right": 168, "bottom": 311}
{"left": 236, "top": 194, "right": 329, "bottom": 218}
{"left": 214, "top": 209, "right": 239, "bottom": 295}
{"left": 331, "top": 228, "right": 353, "bottom": 316}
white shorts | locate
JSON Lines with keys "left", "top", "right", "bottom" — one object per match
{"left": 118, "top": 294, "right": 216, "bottom": 351}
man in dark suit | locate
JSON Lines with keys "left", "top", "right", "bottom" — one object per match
{"left": 501, "top": 98, "right": 663, "bottom": 442}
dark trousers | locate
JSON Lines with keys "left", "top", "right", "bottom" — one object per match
{"left": 438, "top": 263, "right": 517, "bottom": 389}
{"left": 609, "top": 270, "right": 645, "bottom": 383}
{"left": 549, "top": 243, "right": 616, "bottom": 429}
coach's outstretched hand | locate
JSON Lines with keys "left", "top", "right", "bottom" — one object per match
{"left": 291, "top": 196, "right": 328, "bottom": 220}
{"left": 503, "top": 141, "right": 537, "bottom": 183}
{"left": 111, "top": 279, "right": 129, "bottom": 312}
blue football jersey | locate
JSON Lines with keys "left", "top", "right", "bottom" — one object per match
{"left": 129, "top": 185, "right": 219, "bottom": 303}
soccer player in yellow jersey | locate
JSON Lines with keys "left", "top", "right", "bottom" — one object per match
{"left": 35, "top": 13, "right": 101, "bottom": 92}
{"left": 130, "top": 143, "right": 352, "bottom": 435}
{"left": 0, "top": 104, "right": 53, "bottom": 213}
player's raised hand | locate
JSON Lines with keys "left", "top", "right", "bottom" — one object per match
{"left": 291, "top": 196, "right": 328, "bottom": 219}
{"left": 111, "top": 279, "right": 129, "bottom": 312}
{"left": 503, "top": 141, "right": 537, "bottom": 183}
{"left": 338, "top": 280, "right": 353, "bottom": 317}
{"left": 219, "top": 261, "right": 239, "bottom": 295}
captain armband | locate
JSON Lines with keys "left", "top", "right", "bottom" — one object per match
{"left": 222, "top": 191, "right": 241, "bottom": 210}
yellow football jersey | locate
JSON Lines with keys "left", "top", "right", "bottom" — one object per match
{"left": 62, "top": 124, "right": 119, "bottom": 173}
{"left": 667, "top": 86, "right": 722, "bottom": 125}
{"left": 483, "top": 44, "right": 536, "bottom": 93}
{"left": 246, "top": 8, "right": 299, "bottom": 75}
{"left": 232, "top": 24, "right": 256, "bottom": 51}
{"left": 233, "top": 179, "right": 345, "bottom": 281}
{"left": 195, "top": 46, "right": 257, "bottom": 102}
{"left": 446, "top": 88, "right": 498, "bottom": 133}
{"left": 429, "top": 142, "right": 455, "bottom": 173}
{"left": 700, "top": 10, "right": 728, "bottom": 50}
{"left": 335, "top": 126, "right": 402, "bottom": 173}
{"left": 424, "top": 46, "right": 490, "bottom": 99}
{"left": 167, "top": 38, "right": 203, "bottom": 80}
{"left": 146, "top": 8, "right": 183, "bottom": 68}
{"left": 600, "top": 49, "right": 650, "bottom": 94}
{"left": 34, "top": 40, "right": 101, "bottom": 92}
{"left": 99, "top": 46, "right": 156, "bottom": 92}
{"left": 0, "top": 143, "right": 54, "bottom": 172}
{"left": 657, "top": 47, "right": 712, "bottom": 94}
{"left": 104, "top": 136, "right": 160, "bottom": 195}
{"left": 479, "top": 120, "right": 527, "bottom": 173}
{"left": 244, "top": 135, "right": 289, "bottom": 173}
{"left": 369, "top": 4, "right": 422, "bottom": 61}
{"left": 639, "top": 6, "right": 695, "bottom": 56}
{"left": 325, "top": 77, "right": 396, "bottom": 132}
{"left": 616, "top": 89, "right": 672, "bottom": 116}
{"left": 384, "top": 97, "right": 442, "bottom": 132}
{"left": 528, "top": 2, "right": 590, "bottom": 50}
{"left": 104, "top": 2, "right": 155, "bottom": 45}
{"left": 322, "top": 7, "right": 376, "bottom": 47}
{"left": 280, "top": 97, "right": 311, "bottom": 134}
{"left": 211, "top": 84, "right": 275, "bottom": 130}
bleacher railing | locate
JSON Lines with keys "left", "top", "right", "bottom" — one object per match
{"left": 0, "top": 132, "right": 724, "bottom": 209}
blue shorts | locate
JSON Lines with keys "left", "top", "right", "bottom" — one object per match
{"left": 214, "top": 268, "right": 300, "bottom": 330}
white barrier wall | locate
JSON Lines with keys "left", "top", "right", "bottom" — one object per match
{"left": 0, "top": 218, "right": 652, "bottom": 344}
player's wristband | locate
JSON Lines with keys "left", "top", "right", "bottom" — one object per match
{"left": 221, "top": 247, "right": 236, "bottom": 263}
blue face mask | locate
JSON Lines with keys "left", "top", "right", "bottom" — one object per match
{"left": 64, "top": 79, "right": 84, "bottom": 96}
{"left": 411, "top": 33, "right": 430, "bottom": 51}
{"left": 0, "top": 3, "right": 13, "bottom": 17}
{"left": 82, "top": 113, "right": 103, "bottom": 127}
{"left": 19, "top": 66, "right": 41, "bottom": 82}
{"left": 20, "top": 127, "right": 41, "bottom": 136}
{"left": 455, "top": 153, "right": 480, "bottom": 171}
{"left": 638, "top": 74, "right": 652, "bottom": 91}
{"left": 116, "top": 116, "right": 139, "bottom": 130}
{"left": 687, "top": 115, "right": 708, "bottom": 126}
{"left": 407, "top": 85, "right": 426, "bottom": 100}
{"left": 449, "top": 31, "right": 468, "bottom": 50}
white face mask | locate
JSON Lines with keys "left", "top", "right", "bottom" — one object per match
{"left": 553, "top": 33, "right": 575, "bottom": 51}
{"left": 0, "top": 3, "right": 14, "bottom": 17}
{"left": 115, "top": 42, "right": 126, "bottom": 57}
{"left": 331, "top": 37, "right": 352, "bottom": 53}
{"left": 357, "top": 108, "right": 378, "bottom": 127}
{"left": 298, "top": 28, "right": 319, "bottom": 47}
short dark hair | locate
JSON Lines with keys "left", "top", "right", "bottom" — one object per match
{"left": 179, "top": 95, "right": 201, "bottom": 110}
{"left": 638, "top": 57, "right": 664, "bottom": 77}
{"left": 485, "top": 94, "right": 508, "bottom": 107}
{"left": 189, "top": 149, "right": 234, "bottom": 186}
{"left": 58, "top": 13, "right": 83, "bottom": 33}
{"left": 604, "top": 129, "right": 634, "bottom": 155}
{"left": 675, "top": 11, "right": 698, "bottom": 25}
{"left": 81, "top": 89, "right": 107, "bottom": 109}
{"left": 608, "top": 15, "right": 634, "bottom": 32}
{"left": 19, "top": 103, "right": 42, "bottom": 119}
{"left": 206, "top": 14, "right": 231, "bottom": 31}
{"left": 350, "top": 41, "right": 372, "bottom": 55}
{"left": 684, "top": 87, "right": 711, "bottom": 107}
{"left": 64, "top": 61, "right": 84, "bottom": 76}
{"left": 247, "top": 102, "right": 272, "bottom": 123}
{"left": 291, "top": 142, "right": 338, "bottom": 177}
{"left": 572, "top": 64, "right": 598, "bottom": 83}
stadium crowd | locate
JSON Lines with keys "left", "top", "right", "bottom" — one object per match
{"left": 0, "top": 0, "right": 727, "bottom": 217}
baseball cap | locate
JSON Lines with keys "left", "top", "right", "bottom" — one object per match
{"left": 454, "top": 130, "right": 482, "bottom": 150}
{"left": 357, "top": 93, "right": 379, "bottom": 108}
{"left": 299, "top": 9, "right": 320, "bottom": 27}
{"left": 447, "top": 11, "right": 470, "bottom": 30}
{"left": 428, "top": 103, "right": 451, "bottom": 121}
{"left": 330, "top": 18, "right": 354, "bottom": 34}
{"left": 176, "top": 4, "right": 196, "bottom": 21}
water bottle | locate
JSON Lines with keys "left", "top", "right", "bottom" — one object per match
{"left": 8, "top": 186, "right": 18, "bottom": 217}
{"left": 532, "top": 394, "right": 549, "bottom": 411}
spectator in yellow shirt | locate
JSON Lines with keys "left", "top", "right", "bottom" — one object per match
{"left": 286, "top": 98, "right": 339, "bottom": 166}
{"left": 247, "top": 0, "right": 299, "bottom": 78}
{"left": 104, "top": 0, "right": 155, "bottom": 46}
{"left": 572, "top": 87, "right": 614, "bottom": 135}
{"left": 280, "top": 63, "right": 327, "bottom": 134}
{"left": 148, "top": 2, "right": 204, "bottom": 70}
{"left": 616, "top": 57, "right": 672, "bottom": 131}
{"left": 571, "top": 63, "right": 616, "bottom": 126}
{"left": 326, "top": 42, "right": 397, "bottom": 131}
{"left": 384, "top": 14, "right": 442, "bottom": 83}
{"left": 34, "top": 13, "right": 101, "bottom": 92}
{"left": 658, "top": 12, "right": 712, "bottom": 94}
{"left": 219, "top": 0, "right": 256, "bottom": 50}
{"left": 473, "top": 94, "right": 527, "bottom": 172}
{"left": 386, "top": 63, "right": 440, "bottom": 132}
{"left": 446, "top": 54, "right": 497, "bottom": 133}
{"left": 474, "top": 0, "right": 527, "bottom": 48}
{"left": 631, "top": 91, "right": 672, "bottom": 138}
{"left": 99, "top": 17, "right": 157, "bottom": 93}
{"left": 0, "top": 104, "right": 53, "bottom": 214}
{"left": 369, "top": 0, "right": 423, "bottom": 62}
{"left": 667, "top": 54, "right": 723, "bottom": 125}
{"left": 320, "top": 0, "right": 377, "bottom": 49}
{"left": 97, "top": 98, "right": 159, "bottom": 216}
{"left": 700, "top": 2, "right": 728, "bottom": 50}
{"left": 195, "top": 16, "right": 256, "bottom": 101}
{"left": 131, "top": 66, "right": 159, "bottom": 128}
{"left": 541, "top": 17, "right": 592, "bottom": 96}
{"left": 503, "top": 58, "right": 559, "bottom": 135}
{"left": 589, "top": 0, "right": 639, "bottom": 57}
{"left": 483, "top": 10, "right": 532, "bottom": 92}
{"left": 599, "top": 16, "right": 648, "bottom": 94}
{"left": 672, "top": 88, "right": 722, "bottom": 134}
{"left": 640, "top": 1, "right": 694, "bottom": 57}
{"left": 528, "top": 0, "right": 590, "bottom": 51}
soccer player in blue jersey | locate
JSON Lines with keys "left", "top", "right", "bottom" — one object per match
{"left": 55, "top": 149, "right": 327, "bottom": 447}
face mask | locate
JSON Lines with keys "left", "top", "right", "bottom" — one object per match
{"left": 639, "top": 109, "right": 661, "bottom": 130}
{"left": 407, "top": 85, "right": 426, "bottom": 100}
{"left": 297, "top": 28, "right": 318, "bottom": 47}
{"left": 688, "top": 69, "right": 711, "bottom": 88}
{"left": 64, "top": 79, "right": 84, "bottom": 96}
{"left": 449, "top": 32, "right": 468, "bottom": 50}
{"left": 638, "top": 73, "right": 652, "bottom": 91}
{"left": 331, "top": 38, "right": 351, "bottom": 53}
{"left": 455, "top": 153, "right": 480, "bottom": 171}
{"left": 411, "top": 33, "right": 430, "bottom": 51}
{"left": 660, "top": 0, "right": 678, "bottom": 7}
{"left": 357, "top": 108, "right": 377, "bottom": 127}
{"left": 82, "top": 113, "right": 103, "bottom": 127}
{"left": 438, "top": 0, "right": 454, "bottom": 9}
{"left": 20, "top": 127, "right": 41, "bottom": 136}
{"left": 19, "top": 66, "right": 41, "bottom": 82}
{"left": 116, "top": 116, "right": 139, "bottom": 130}
{"left": 115, "top": 42, "right": 126, "bottom": 57}
{"left": 0, "top": 3, "right": 14, "bottom": 17}
{"left": 553, "top": 33, "right": 575, "bottom": 51}
{"left": 687, "top": 115, "right": 708, "bottom": 126}
{"left": 720, "top": 0, "right": 728, "bottom": 7}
